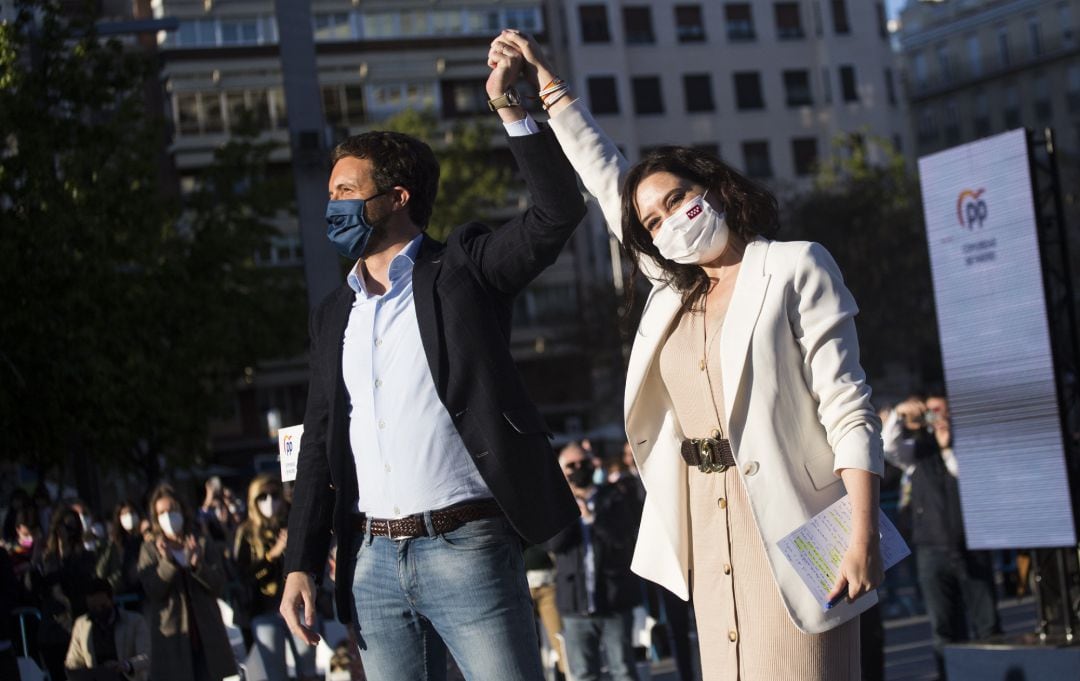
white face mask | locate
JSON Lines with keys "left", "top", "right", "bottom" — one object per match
{"left": 256, "top": 497, "right": 282, "bottom": 520}
{"left": 119, "top": 513, "right": 137, "bottom": 532}
{"left": 158, "top": 511, "right": 184, "bottom": 539}
{"left": 651, "top": 190, "right": 730, "bottom": 264}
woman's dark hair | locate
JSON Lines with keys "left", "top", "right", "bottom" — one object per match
{"left": 146, "top": 483, "right": 191, "bottom": 539}
{"left": 109, "top": 500, "right": 140, "bottom": 545}
{"left": 45, "top": 506, "right": 82, "bottom": 559}
{"left": 331, "top": 131, "right": 440, "bottom": 230}
{"left": 620, "top": 146, "right": 780, "bottom": 308}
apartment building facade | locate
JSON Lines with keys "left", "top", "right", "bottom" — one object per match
{"left": 150, "top": 0, "right": 620, "bottom": 459}
{"left": 897, "top": 0, "right": 1079, "bottom": 213}
{"left": 555, "top": 0, "right": 909, "bottom": 188}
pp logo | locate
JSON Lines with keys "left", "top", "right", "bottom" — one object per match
{"left": 283, "top": 435, "right": 294, "bottom": 456}
{"left": 956, "top": 189, "right": 988, "bottom": 230}
{"left": 685, "top": 204, "right": 703, "bottom": 220}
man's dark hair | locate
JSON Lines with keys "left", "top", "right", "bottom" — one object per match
{"left": 87, "top": 577, "right": 113, "bottom": 598}
{"left": 331, "top": 131, "right": 440, "bottom": 229}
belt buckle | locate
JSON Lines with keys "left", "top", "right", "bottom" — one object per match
{"left": 696, "top": 438, "right": 729, "bottom": 474}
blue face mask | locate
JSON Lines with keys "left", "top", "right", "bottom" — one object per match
{"left": 325, "top": 193, "right": 385, "bottom": 259}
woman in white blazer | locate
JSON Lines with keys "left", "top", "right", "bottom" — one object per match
{"left": 491, "top": 32, "right": 885, "bottom": 679}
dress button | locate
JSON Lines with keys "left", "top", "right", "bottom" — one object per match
{"left": 717, "top": 497, "right": 727, "bottom": 509}
{"left": 742, "top": 461, "right": 759, "bottom": 477}
{"left": 728, "top": 630, "right": 738, "bottom": 642}
{"left": 723, "top": 563, "right": 731, "bottom": 575}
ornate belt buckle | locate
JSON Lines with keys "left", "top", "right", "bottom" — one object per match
{"left": 696, "top": 437, "right": 729, "bottom": 474}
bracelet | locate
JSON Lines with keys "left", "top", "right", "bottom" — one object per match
{"left": 540, "top": 85, "right": 569, "bottom": 106}
{"left": 542, "top": 89, "right": 570, "bottom": 111}
{"left": 540, "top": 76, "right": 565, "bottom": 92}
{"left": 539, "top": 82, "right": 568, "bottom": 99}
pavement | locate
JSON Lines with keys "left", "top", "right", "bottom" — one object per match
{"left": 644, "top": 597, "right": 1039, "bottom": 681}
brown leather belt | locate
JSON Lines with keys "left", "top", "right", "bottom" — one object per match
{"left": 353, "top": 499, "right": 502, "bottom": 540}
{"left": 681, "top": 437, "right": 736, "bottom": 473}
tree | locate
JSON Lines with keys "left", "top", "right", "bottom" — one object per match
{"left": 784, "top": 134, "right": 942, "bottom": 391}
{"left": 0, "top": 3, "right": 305, "bottom": 486}
{"left": 381, "top": 108, "right": 512, "bottom": 241}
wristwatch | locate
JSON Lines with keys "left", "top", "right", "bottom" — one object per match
{"left": 487, "top": 88, "right": 522, "bottom": 111}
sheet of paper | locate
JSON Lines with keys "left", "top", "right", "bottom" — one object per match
{"left": 777, "top": 495, "right": 911, "bottom": 610}
{"left": 277, "top": 424, "right": 304, "bottom": 483}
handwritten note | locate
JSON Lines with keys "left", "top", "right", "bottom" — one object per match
{"left": 777, "top": 495, "right": 911, "bottom": 610}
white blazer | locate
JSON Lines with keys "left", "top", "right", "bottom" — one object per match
{"left": 548, "top": 100, "right": 884, "bottom": 634}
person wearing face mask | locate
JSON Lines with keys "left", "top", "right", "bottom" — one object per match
{"left": 491, "top": 31, "right": 884, "bottom": 680}
{"left": 138, "top": 484, "right": 236, "bottom": 681}
{"left": 279, "top": 39, "right": 585, "bottom": 681}
{"left": 65, "top": 577, "right": 150, "bottom": 680}
{"left": 96, "top": 502, "right": 146, "bottom": 603}
{"left": 546, "top": 442, "right": 644, "bottom": 681}
{"left": 32, "top": 506, "right": 99, "bottom": 681}
{"left": 234, "top": 475, "right": 317, "bottom": 681}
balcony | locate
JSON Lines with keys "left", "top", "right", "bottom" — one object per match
{"left": 905, "top": 37, "right": 1080, "bottom": 101}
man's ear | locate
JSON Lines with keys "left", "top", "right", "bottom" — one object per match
{"left": 390, "top": 186, "right": 411, "bottom": 213}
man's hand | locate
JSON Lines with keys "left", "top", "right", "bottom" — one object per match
{"left": 895, "top": 398, "right": 927, "bottom": 430}
{"left": 281, "top": 571, "right": 321, "bottom": 646}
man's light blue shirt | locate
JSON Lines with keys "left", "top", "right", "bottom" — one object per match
{"left": 342, "top": 235, "right": 491, "bottom": 518}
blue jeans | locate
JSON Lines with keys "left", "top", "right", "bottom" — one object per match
{"left": 351, "top": 514, "right": 545, "bottom": 681}
{"left": 251, "top": 612, "right": 318, "bottom": 681}
{"left": 561, "top": 610, "right": 639, "bottom": 681}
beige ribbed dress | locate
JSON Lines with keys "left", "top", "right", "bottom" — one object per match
{"left": 658, "top": 307, "right": 860, "bottom": 681}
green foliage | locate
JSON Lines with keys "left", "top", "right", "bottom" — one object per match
{"left": 0, "top": 3, "right": 305, "bottom": 478}
{"left": 784, "top": 133, "right": 942, "bottom": 387}
{"left": 381, "top": 109, "right": 511, "bottom": 241}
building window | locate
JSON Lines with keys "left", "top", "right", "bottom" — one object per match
{"left": 783, "top": 70, "right": 812, "bottom": 106}
{"left": 579, "top": 5, "right": 611, "bottom": 43}
{"left": 733, "top": 72, "right": 765, "bottom": 110}
{"left": 1062, "top": 2, "right": 1075, "bottom": 47}
{"left": 440, "top": 79, "right": 487, "bottom": 118}
{"left": 505, "top": 7, "right": 541, "bottom": 31}
{"left": 683, "top": 74, "right": 715, "bottom": 112}
{"left": 742, "top": 140, "right": 773, "bottom": 178}
{"left": 225, "top": 90, "right": 271, "bottom": 132}
{"left": 916, "top": 107, "right": 938, "bottom": 146}
{"left": 997, "top": 24, "right": 1011, "bottom": 68}
{"left": 831, "top": 0, "right": 850, "bottom": 34}
{"left": 1027, "top": 13, "right": 1042, "bottom": 57}
{"left": 675, "top": 5, "right": 707, "bottom": 42}
{"left": 1069, "top": 65, "right": 1080, "bottom": 112}
{"left": 774, "top": 3, "right": 805, "bottom": 39}
{"left": 175, "top": 93, "right": 200, "bottom": 135}
{"left": 876, "top": 2, "right": 887, "bottom": 38}
{"left": 269, "top": 87, "right": 288, "bottom": 129}
{"left": 943, "top": 99, "right": 960, "bottom": 145}
{"left": 792, "top": 137, "right": 818, "bottom": 176}
{"left": 936, "top": 44, "right": 952, "bottom": 83}
{"left": 623, "top": 6, "right": 655, "bottom": 44}
{"left": 912, "top": 51, "right": 928, "bottom": 89}
{"left": 972, "top": 90, "right": 990, "bottom": 137}
{"left": 1034, "top": 74, "right": 1052, "bottom": 121}
{"left": 632, "top": 76, "right": 664, "bottom": 115}
{"left": 821, "top": 66, "right": 832, "bottom": 102}
{"left": 725, "top": 3, "right": 755, "bottom": 41}
{"left": 588, "top": 76, "right": 620, "bottom": 114}
{"left": 313, "top": 13, "right": 351, "bottom": 42}
{"left": 1003, "top": 83, "right": 1020, "bottom": 128}
{"left": 839, "top": 65, "right": 858, "bottom": 102}
{"left": 884, "top": 68, "right": 896, "bottom": 106}
{"left": 431, "top": 10, "right": 464, "bottom": 34}
{"left": 322, "top": 84, "right": 366, "bottom": 127}
{"left": 220, "top": 18, "right": 259, "bottom": 45}
{"left": 967, "top": 34, "right": 982, "bottom": 77}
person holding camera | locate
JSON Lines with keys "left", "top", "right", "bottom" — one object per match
{"left": 883, "top": 394, "right": 1000, "bottom": 680}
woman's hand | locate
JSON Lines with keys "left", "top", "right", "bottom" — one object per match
{"left": 268, "top": 529, "right": 289, "bottom": 561}
{"left": 827, "top": 537, "right": 883, "bottom": 606}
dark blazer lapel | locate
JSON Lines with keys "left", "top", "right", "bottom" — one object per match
{"left": 413, "top": 234, "right": 448, "bottom": 393}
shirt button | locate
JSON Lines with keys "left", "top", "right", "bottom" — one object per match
{"left": 384, "top": 463, "right": 391, "bottom": 473}
{"left": 718, "top": 497, "right": 727, "bottom": 509}
{"left": 378, "top": 420, "right": 386, "bottom": 429}
{"left": 374, "top": 338, "right": 383, "bottom": 347}
{"left": 723, "top": 563, "right": 731, "bottom": 575}
{"left": 375, "top": 379, "right": 383, "bottom": 388}
{"left": 728, "top": 630, "right": 738, "bottom": 642}
{"left": 393, "top": 506, "right": 400, "bottom": 515}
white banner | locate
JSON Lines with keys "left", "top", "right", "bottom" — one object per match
{"left": 918, "top": 129, "right": 1076, "bottom": 549}
{"left": 277, "top": 424, "right": 304, "bottom": 483}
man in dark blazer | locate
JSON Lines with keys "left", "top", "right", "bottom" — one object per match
{"left": 280, "top": 47, "right": 582, "bottom": 680}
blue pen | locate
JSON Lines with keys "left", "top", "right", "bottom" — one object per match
{"left": 826, "top": 592, "right": 845, "bottom": 610}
